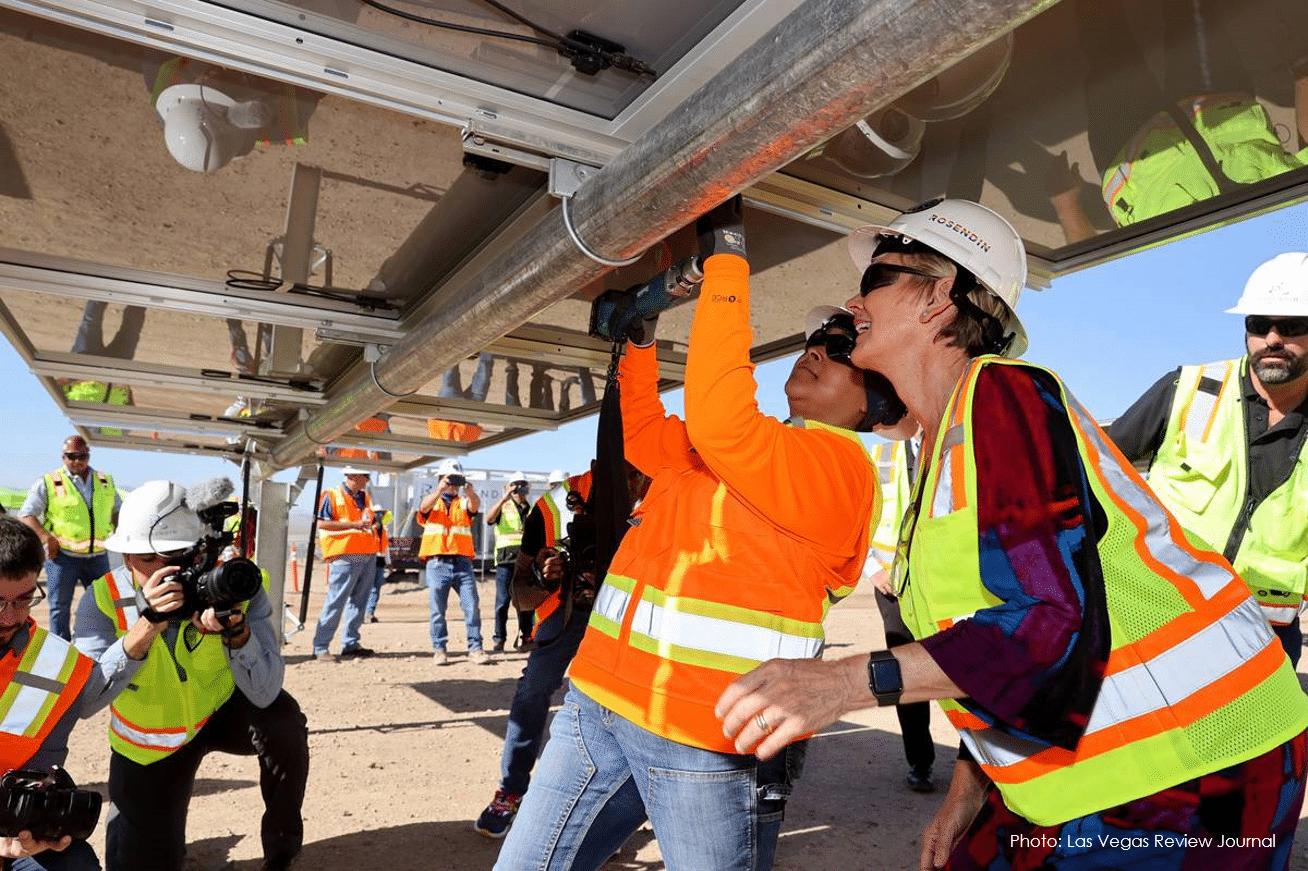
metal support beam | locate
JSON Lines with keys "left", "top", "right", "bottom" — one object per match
{"left": 261, "top": 0, "right": 1058, "bottom": 470}
{"left": 253, "top": 480, "right": 292, "bottom": 644}
{"left": 389, "top": 396, "right": 560, "bottom": 432}
{"left": 267, "top": 164, "right": 321, "bottom": 374}
{"left": 65, "top": 401, "right": 283, "bottom": 438}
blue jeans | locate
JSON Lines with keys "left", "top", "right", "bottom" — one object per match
{"left": 492, "top": 563, "right": 533, "bottom": 646}
{"left": 12, "top": 839, "right": 100, "bottom": 871}
{"left": 499, "top": 609, "right": 590, "bottom": 796}
{"left": 45, "top": 552, "right": 109, "bottom": 641}
{"left": 311, "top": 554, "right": 373, "bottom": 655}
{"left": 1274, "top": 620, "right": 1303, "bottom": 668}
{"left": 426, "top": 556, "right": 482, "bottom": 651}
{"left": 365, "top": 560, "right": 386, "bottom": 617}
{"left": 494, "top": 686, "right": 801, "bottom": 871}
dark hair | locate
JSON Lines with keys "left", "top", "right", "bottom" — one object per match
{"left": 0, "top": 516, "right": 45, "bottom": 580}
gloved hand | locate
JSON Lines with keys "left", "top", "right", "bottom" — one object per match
{"left": 696, "top": 195, "right": 746, "bottom": 259}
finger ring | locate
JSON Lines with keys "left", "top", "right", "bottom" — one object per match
{"left": 756, "top": 712, "right": 772, "bottom": 733}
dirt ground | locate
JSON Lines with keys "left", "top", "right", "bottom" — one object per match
{"left": 61, "top": 566, "right": 1308, "bottom": 871}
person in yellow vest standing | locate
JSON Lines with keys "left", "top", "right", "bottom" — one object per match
{"left": 363, "top": 504, "right": 394, "bottom": 625}
{"left": 73, "top": 479, "right": 309, "bottom": 871}
{"left": 716, "top": 199, "right": 1308, "bottom": 871}
{"left": 1109, "top": 252, "right": 1308, "bottom": 667}
{"left": 311, "top": 467, "right": 379, "bottom": 662}
{"left": 418, "top": 459, "right": 488, "bottom": 666}
{"left": 494, "top": 199, "right": 887, "bottom": 871}
{"left": 484, "top": 473, "right": 533, "bottom": 653}
{"left": 0, "top": 516, "right": 116, "bottom": 871}
{"left": 18, "top": 436, "right": 121, "bottom": 641}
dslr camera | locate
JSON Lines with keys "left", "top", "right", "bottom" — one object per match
{"left": 445, "top": 474, "right": 467, "bottom": 487}
{"left": 146, "top": 501, "right": 263, "bottom": 622}
{"left": 533, "top": 513, "right": 598, "bottom": 600}
{"left": 0, "top": 767, "right": 101, "bottom": 842}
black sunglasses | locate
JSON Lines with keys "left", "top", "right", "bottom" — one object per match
{"left": 63, "top": 452, "right": 90, "bottom": 461}
{"left": 806, "top": 315, "right": 858, "bottom": 365}
{"left": 859, "top": 262, "right": 939, "bottom": 297}
{"left": 1246, "top": 315, "right": 1308, "bottom": 337}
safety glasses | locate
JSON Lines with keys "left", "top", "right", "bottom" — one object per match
{"left": 0, "top": 589, "right": 45, "bottom": 615}
{"left": 859, "top": 262, "right": 939, "bottom": 297}
{"left": 63, "top": 452, "right": 89, "bottom": 461}
{"left": 1246, "top": 315, "right": 1308, "bottom": 337}
{"left": 805, "top": 315, "right": 858, "bottom": 365}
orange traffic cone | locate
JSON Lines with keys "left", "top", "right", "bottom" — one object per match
{"left": 290, "top": 543, "right": 300, "bottom": 593}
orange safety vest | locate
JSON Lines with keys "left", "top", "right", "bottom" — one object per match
{"left": 426, "top": 419, "right": 484, "bottom": 443}
{"left": 530, "top": 473, "right": 593, "bottom": 632}
{"left": 417, "top": 496, "right": 476, "bottom": 558}
{"left": 337, "top": 416, "right": 389, "bottom": 461}
{"left": 317, "top": 486, "right": 377, "bottom": 559}
{"left": 0, "top": 622, "right": 94, "bottom": 772}
{"left": 569, "top": 255, "right": 878, "bottom": 753}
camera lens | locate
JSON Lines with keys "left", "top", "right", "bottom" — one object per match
{"left": 194, "top": 558, "right": 263, "bottom": 607}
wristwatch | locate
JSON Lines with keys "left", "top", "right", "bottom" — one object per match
{"left": 867, "top": 650, "right": 903, "bottom": 707}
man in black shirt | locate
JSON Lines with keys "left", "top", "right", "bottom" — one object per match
{"left": 1108, "top": 253, "right": 1308, "bottom": 664}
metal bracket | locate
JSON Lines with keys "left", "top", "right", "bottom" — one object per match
{"left": 548, "top": 158, "right": 600, "bottom": 199}
{"left": 362, "top": 343, "right": 388, "bottom": 363}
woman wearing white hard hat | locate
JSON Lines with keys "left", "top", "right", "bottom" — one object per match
{"left": 717, "top": 199, "right": 1308, "bottom": 870}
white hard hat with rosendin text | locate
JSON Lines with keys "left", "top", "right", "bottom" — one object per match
{"left": 1227, "top": 253, "right": 1308, "bottom": 316}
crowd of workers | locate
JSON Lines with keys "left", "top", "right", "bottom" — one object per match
{"left": 3, "top": 191, "right": 1307, "bottom": 871}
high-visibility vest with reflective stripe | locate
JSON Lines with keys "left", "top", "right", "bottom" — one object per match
{"left": 493, "top": 503, "right": 526, "bottom": 563}
{"left": 42, "top": 468, "right": 116, "bottom": 555}
{"left": 1148, "top": 358, "right": 1308, "bottom": 625}
{"left": 93, "top": 568, "right": 236, "bottom": 765}
{"left": 570, "top": 419, "right": 875, "bottom": 753}
{"left": 898, "top": 357, "right": 1308, "bottom": 826}
{"left": 0, "top": 622, "right": 94, "bottom": 772}
{"left": 318, "top": 486, "right": 377, "bottom": 559}
{"left": 417, "top": 497, "right": 475, "bottom": 558}
{"left": 867, "top": 441, "right": 912, "bottom": 575}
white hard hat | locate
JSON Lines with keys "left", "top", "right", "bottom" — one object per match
{"left": 436, "top": 458, "right": 465, "bottom": 477}
{"left": 805, "top": 305, "right": 854, "bottom": 340}
{"left": 894, "top": 32, "right": 1014, "bottom": 122}
{"left": 848, "top": 198, "right": 1029, "bottom": 357}
{"left": 509, "top": 471, "right": 528, "bottom": 484}
{"left": 156, "top": 84, "right": 243, "bottom": 173}
{"left": 547, "top": 470, "right": 568, "bottom": 486}
{"left": 1226, "top": 253, "right": 1308, "bottom": 316}
{"left": 341, "top": 466, "right": 371, "bottom": 476}
{"left": 806, "top": 107, "right": 925, "bottom": 179}
{"left": 105, "top": 480, "right": 203, "bottom": 554}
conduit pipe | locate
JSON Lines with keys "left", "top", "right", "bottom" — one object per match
{"left": 269, "top": 0, "right": 1057, "bottom": 471}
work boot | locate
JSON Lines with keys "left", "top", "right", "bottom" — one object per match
{"left": 468, "top": 648, "right": 493, "bottom": 665}
{"left": 433, "top": 650, "right": 449, "bottom": 666}
{"left": 905, "top": 767, "right": 936, "bottom": 793}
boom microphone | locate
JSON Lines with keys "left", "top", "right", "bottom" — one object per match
{"left": 185, "top": 477, "right": 235, "bottom": 512}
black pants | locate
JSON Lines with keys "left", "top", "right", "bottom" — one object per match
{"left": 874, "top": 589, "right": 935, "bottom": 773}
{"left": 106, "top": 689, "right": 309, "bottom": 871}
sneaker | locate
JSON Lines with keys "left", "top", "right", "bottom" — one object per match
{"left": 433, "top": 650, "right": 449, "bottom": 666}
{"left": 340, "top": 645, "right": 375, "bottom": 658}
{"left": 905, "top": 767, "right": 936, "bottom": 793}
{"left": 468, "top": 648, "right": 493, "bottom": 665}
{"left": 366, "top": 612, "right": 379, "bottom": 624}
{"left": 491, "top": 640, "right": 505, "bottom": 653}
{"left": 314, "top": 652, "right": 338, "bottom": 663}
{"left": 474, "top": 790, "right": 522, "bottom": 839}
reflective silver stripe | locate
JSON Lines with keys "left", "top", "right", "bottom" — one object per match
{"left": 1071, "top": 399, "right": 1235, "bottom": 600}
{"left": 422, "top": 523, "right": 471, "bottom": 536}
{"left": 108, "top": 567, "right": 140, "bottom": 625}
{"left": 0, "top": 637, "right": 73, "bottom": 736}
{"left": 1180, "top": 362, "right": 1231, "bottom": 443}
{"left": 931, "top": 425, "right": 965, "bottom": 518}
{"left": 110, "top": 714, "right": 191, "bottom": 750}
{"left": 1260, "top": 600, "right": 1301, "bottom": 625}
{"left": 964, "top": 597, "right": 1274, "bottom": 771}
{"left": 627, "top": 598, "right": 822, "bottom": 662}
{"left": 593, "top": 582, "right": 629, "bottom": 624}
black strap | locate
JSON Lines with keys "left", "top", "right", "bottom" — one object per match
{"left": 1163, "top": 102, "right": 1242, "bottom": 196}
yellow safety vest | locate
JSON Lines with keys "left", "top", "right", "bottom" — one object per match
{"left": 0, "top": 622, "right": 94, "bottom": 772}
{"left": 1147, "top": 357, "right": 1308, "bottom": 625}
{"left": 317, "top": 486, "right": 377, "bottom": 559}
{"left": 867, "top": 441, "right": 912, "bottom": 575}
{"left": 899, "top": 357, "right": 1308, "bottom": 826}
{"left": 42, "top": 468, "right": 116, "bottom": 555}
{"left": 92, "top": 568, "right": 236, "bottom": 765}
{"left": 493, "top": 503, "right": 526, "bottom": 562}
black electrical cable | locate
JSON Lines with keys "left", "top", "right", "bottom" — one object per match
{"left": 478, "top": 0, "right": 565, "bottom": 42}
{"left": 224, "top": 269, "right": 398, "bottom": 312}
{"left": 358, "top": 0, "right": 559, "bottom": 49}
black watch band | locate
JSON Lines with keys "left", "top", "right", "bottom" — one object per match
{"left": 867, "top": 650, "right": 904, "bottom": 707}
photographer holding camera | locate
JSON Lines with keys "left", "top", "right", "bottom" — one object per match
{"left": 72, "top": 480, "right": 309, "bottom": 871}
{"left": 483, "top": 474, "right": 533, "bottom": 652}
{"left": 418, "top": 459, "right": 487, "bottom": 665}
{"left": 0, "top": 516, "right": 108, "bottom": 871}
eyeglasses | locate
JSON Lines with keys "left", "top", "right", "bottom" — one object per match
{"left": 805, "top": 315, "right": 858, "bottom": 365}
{"left": 0, "top": 589, "right": 45, "bottom": 615}
{"left": 1246, "top": 315, "right": 1308, "bottom": 338}
{"left": 63, "top": 452, "right": 89, "bottom": 461}
{"left": 859, "top": 262, "right": 939, "bottom": 297}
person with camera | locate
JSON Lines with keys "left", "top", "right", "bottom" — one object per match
{"left": 311, "top": 466, "right": 381, "bottom": 661}
{"left": 484, "top": 474, "right": 534, "bottom": 653}
{"left": 493, "top": 199, "right": 886, "bottom": 871}
{"left": 418, "top": 459, "right": 487, "bottom": 665}
{"left": 0, "top": 516, "right": 110, "bottom": 871}
{"left": 73, "top": 480, "right": 309, "bottom": 871}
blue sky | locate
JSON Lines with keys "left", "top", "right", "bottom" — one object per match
{"left": 5, "top": 199, "right": 1307, "bottom": 503}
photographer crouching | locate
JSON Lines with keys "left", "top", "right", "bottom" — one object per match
{"left": 72, "top": 479, "right": 309, "bottom": 871}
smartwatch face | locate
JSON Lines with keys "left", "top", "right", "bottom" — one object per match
{"left": 871, "top": 656, "right": 903, "bottom": 695}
